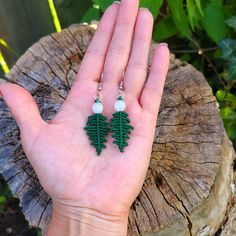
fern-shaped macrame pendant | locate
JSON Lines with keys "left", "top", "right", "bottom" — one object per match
{"left": 84, "top": 100, "right": 109, "bottom": 156}
{"left": 110, "top": 97, "right": 134, "bottom": 152}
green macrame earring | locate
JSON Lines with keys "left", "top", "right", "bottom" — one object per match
{"left": 84, "top": 82, "right": 109, "bottom": 156}
{"left": 110, "top": 81, "right": 134, "bottom": 152}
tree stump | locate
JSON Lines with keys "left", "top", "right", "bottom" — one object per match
{"left": 0, "top": 25, "right": 235, "bottom": 236}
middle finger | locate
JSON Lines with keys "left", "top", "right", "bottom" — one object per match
{"left": 102, "top": 0, "right": 139, "bottom": 104}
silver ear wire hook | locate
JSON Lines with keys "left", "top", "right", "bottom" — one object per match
{"left": 116, "top": 80, "right": 124, "bottom": 99}
{"left": 119, "top": 71, "right": 125, "bottom": 91}
{"left": 98, "top": 82, "right": 102, "bottom": 91}
{"left": 94, "top": 92, "right": 101, "bottom": 101}
{"left": 119, "top": 81, "right": 123, "bottom": 91}
{"left": 116, "top": 73, "right": 125, "bottom": 98}
{"left": 98, "top": 73, "right": 104, "bottom": 91}
{"left": 94, "top": 74, "right": 103, "bottom": 101}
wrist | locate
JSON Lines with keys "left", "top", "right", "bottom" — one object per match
{"left": 47, "top": 201, "right": 128, "bottom": 236}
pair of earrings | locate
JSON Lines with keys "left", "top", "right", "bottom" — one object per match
{"left": 84, "top": 79, "right": 134, "bottom": 156}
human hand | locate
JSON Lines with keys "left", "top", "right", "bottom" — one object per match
{"left": 0, "top": 0, "right": 169, "bottom": 235}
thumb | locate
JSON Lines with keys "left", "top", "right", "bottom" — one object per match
{"left": 0, "top": 81, "right": 46, "bottom": 137}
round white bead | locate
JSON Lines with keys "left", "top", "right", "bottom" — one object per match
{"left": 114, "top": 100, "right": 126, "bottom": 111}
{"left": 92, "top": 102, "right": 103, "bottom": 113}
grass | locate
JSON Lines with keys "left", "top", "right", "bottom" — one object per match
{"left": 48, "top": 0, "right": 62, "bottom": 32}
{"left": 0, "top": 51, "right": 9, "bottom": 74}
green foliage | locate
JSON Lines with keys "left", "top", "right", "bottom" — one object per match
{"left": 110, "top": 111, "right": 134, "bottom": 152}
{"left": 201, "top": 3, "right": 227, "bottom": 43}
{"left": 36, "top": 229, "right": 42, "bottom": 236}
{"left": 167, "top": 0, "right": 190, "bottom": 38}
{"left": 216, "top": 18, "right": 236, "bottom": 142}
{"left": 225, "top": 16, "right": 236, "bottom": 31}
{"left": 187, "top": 0, "right": 198, "bottom": 30}
{"left": 153, "top": 15, "right": 177, "bottom": 41}
{"left": 81, "top": 5, "right": 100, "bottom": 22}
{"left": 151, "top": 0, "right": 230, "bottom": 43}
{"left": 0, "top": 178, "right": 12, "bottom": 214}
{"left": 0, "top": 195, "right": 7, "bottom": 214}
{"left": 92, "top": 0, "right": 114, "bottom": 11}
{"left": 140, "top": 0, "right": 164, "bottom": 18}
{"left": 219, "top": 17, "right": 236, "bottom": 81}
{"left": 54, "top": 0, "right": 100, "bottom": 26}
{"left": 219, "top": 39, "right": 236, "bottom": 61}
{"left": 216, "top": 90, "right": 236, "bottom": 141}
{"left": 153, "top": 18, "right": 175, "bottom": 41}
{"left": 84, "top": 112, "right": 109, "bottom": 156}
{"left": 194, "top": 0, "right": 204, "bottom": 16}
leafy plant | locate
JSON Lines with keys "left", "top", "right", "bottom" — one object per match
{"left": 217, "top": 16, "right": 236, "bottom": 142}
{"left": 92, "top": 0, "right": 114, "bottom": 11}
{"left": 0, "top": 177, "right": 12, "bottom": 214}
{"left": 217, "top": 90, "right": 236, "bottom": 141}
{"left": 90, "top": 0, "right": 233, "bottom": 47}
{"left": 140, "top": 0, "right": 164, "bottom": 18}
{"left": 36, "top": 229, "right": 42, "bottom": 236}
{"left": 0, "top": 195, "right": 7, "bottom": 214}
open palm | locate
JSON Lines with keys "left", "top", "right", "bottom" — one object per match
{"left": 0, "top": 0, "right": 169, "bottom": 230}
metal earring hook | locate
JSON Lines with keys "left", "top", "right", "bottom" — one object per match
{"left": 116, "top": 81, "right": 124, "bottom": 99}
{"left": 94, "top": 75, "right": 103, "bottom": 101}
{"left": 119, "top": 81, "right": 123, "bottom": 91}
{"left": 98, "top": 82, "right": 102, "bottom": 91}
{"left": 116, "top": 73, "right": 125, "bottom": 98}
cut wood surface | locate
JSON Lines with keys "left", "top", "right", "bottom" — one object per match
{"left": 0, "top": 25, "right": 235, "bottom": 236}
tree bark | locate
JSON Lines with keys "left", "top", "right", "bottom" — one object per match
{"left": 0, "top": 25, "right": 235, "bottom": 236}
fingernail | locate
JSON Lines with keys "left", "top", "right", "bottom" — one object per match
{"left": 113, "top": 1, "right": 120, "bottom": 4}
{"left": 158, "top": 42, "right": 168, "bottom": 48}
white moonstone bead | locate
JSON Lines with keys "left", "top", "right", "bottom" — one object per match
{"left": 92, "top": 102, "right": 103, "bottom": 113}
{"left": 114, "top": 100, "right": 126, "bottom": 111}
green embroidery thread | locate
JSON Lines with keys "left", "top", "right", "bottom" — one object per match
{"left": 110, "top": 111, "right": 134, "bottom": 152}
{"left": 84, "top": 113, "right": 109, "bottom": 156}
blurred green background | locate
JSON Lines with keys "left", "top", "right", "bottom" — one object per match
{"left": 0, "top": 0, "right": 236, "bottom": 235}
